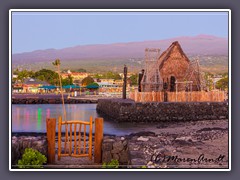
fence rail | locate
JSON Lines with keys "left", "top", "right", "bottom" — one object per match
{"left": 129, "top": 91, "right": 226, "bottom": 102}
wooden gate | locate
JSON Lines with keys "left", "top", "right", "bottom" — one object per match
{"left": 57, "top": 116, "right": 93, "bottom": 160}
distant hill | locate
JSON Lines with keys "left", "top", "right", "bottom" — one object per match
{"left": 12, "top": 34, "right": 228, "bottom": 73}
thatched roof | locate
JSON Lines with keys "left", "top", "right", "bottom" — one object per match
{"left": 158, "top": 41, "right": 190, "bottom": 70}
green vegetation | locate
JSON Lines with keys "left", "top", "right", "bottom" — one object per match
{"left": 62, "top": 75, "right": 73, "bottom": 86}
{"left": 87, "top": 82, "right": 99, "bottom": 87}
{"left": 203, "top": 72, "right": 214, "bottom": 91}
{"left": 13, "top": 69, "right": 35, "bottom": 82}
{"left": 13, "top": 67, "right": 73, "bottom": 86}
{"left": 17, "top": 148, "right": 47, "bottom": 169}
{"left": 33, "top": 69, "right": 59, "bottom": 85}
{"left": 13, "top": 68, "right": 21, "bottom": 75}
{"left": 13, "top": 55, "right": 228, "bottom": 74}
{"left": 203, "top": 72, "right": 228, "bottom": 91}
{"left": 72, "top": 68, "right": 87, "bottom": 72}
{"left": 94, "top": 71, "right": 122, "bottom": 80}
{"left": 81, "top": 76, "right": 94, "bottom": 86}
{"left": 93, "top": 73, "right": 102, "bottom": 79}
{"left": 102, "top": 159, "right": 119, "bottom": 168}
{"left": 216, "top": 76, "right": 228, "bottom": 90}
{"left": 129, "top": 74, "right": 138, "bottom": 85}
{"left": 62, "top": 68, "right": 87, "bottom": 73}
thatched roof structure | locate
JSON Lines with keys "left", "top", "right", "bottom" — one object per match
{"left": 157, "top": 41, "right": 201, "bottom": 91}
{"left": 158, "top": 41, "right": 190, "bottom": 69}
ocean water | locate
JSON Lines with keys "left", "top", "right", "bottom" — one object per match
{"left": 12, "top": 104, "right": 154, "bottom": 136}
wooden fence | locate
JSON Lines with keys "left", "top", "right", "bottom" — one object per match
{"left": 129, "top": 90, "right": 226, "bottom": 102}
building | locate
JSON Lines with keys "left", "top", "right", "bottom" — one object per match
{"left": 99, "top": 79, "right": 115, "bottom": 84}
{"left": 61, "top": 71, "right": 89, "bottom": 81}
{"left": 157, "top": 41, "right": 201, "bottom": 91}
{"left": 119, "top": 72, "right": 135, "bottom": 78}
{"left": 97, "top": 79, "right": 130, "bottom": 88}
{"left": 113, "top": 79, "right": 124, "bottom": 87}
{"left": 15, "top": 78, "right": 49, "bottom": 93}
{"left": 97, "top": 82, "right": 118, "bottom": 88}
{"left": 140, "top": 41, "right": 201, "bottom": 92}
{"left": 12, "top": 74, "right": 18, "bottom": 79}
{"left": 12, "top": 83, "right": 23, "bottom": 93}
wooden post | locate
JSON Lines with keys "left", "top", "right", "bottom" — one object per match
{"left": 58, "top": 116, "right": 62, "bottom": 160}
{"left": 142, "top": 92, "right": 145, "bottom": 102}
{"left": 176, "top": 82, "right": 178, "bottom": 102}
{"left": 83, "top": 125, "right": 86, "bottom": 154}
{"left": 152, "top": 91, "right": 155, "bottom": 101}
{"left": 89, "top": 116, "right": 93, "bottom": 160}
{"left": 78, "top": 124, "right": 82, "bottom": 154}
{"left": 74, "top": 124, "right": 77, "bottom": 155}
{"left": 134, "top": 89, "right": 138, "bottom": 102}
{"left": 69, "top": 124, "right": 72, "bottom": 155}
{"left": 65, "top": 124, "right": 68, "bottom": 154}
{"left": 122, "top": 65, "right": 127, "bottom": 99}
{"left": 190, "top": 83, "right": 192, "bottom": 102}
{"left": 46, "top": 118, "right": 56, "bottom": 164}
{"left": 94, "top": 118, "right": 103, "bottom": 163}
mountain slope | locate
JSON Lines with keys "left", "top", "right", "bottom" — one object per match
{"left": 12, "top": 34, "right": 228, "bottom": 64}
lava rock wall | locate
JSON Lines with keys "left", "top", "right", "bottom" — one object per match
{"left": 97, "top": 99, "right": 228, "bottom": 122}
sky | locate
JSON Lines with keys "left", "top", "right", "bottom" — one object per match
{"left": 11, "top": 11, "right": 229, "bottom": 54}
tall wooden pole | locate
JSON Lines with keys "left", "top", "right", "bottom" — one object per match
{"left": 57, "top": 65, "right": 66, "bottom": 121}
{"left": 138, "top": 69, "right": 144, "bottom": 92}
{"left": 89, "top": 116, "right": 93, "bottom": 160}
{"left": 123, "top": 65, "right": 127, "bottom": 99}
{"left": 53, "top": 60, "right": 68, "bottom": 158}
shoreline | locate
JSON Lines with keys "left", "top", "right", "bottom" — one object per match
{"left": 12, "top": 98, "right": 98, "bottom": 104}
{"left": 11, "top": 119, "right": 229, "bottom": 168}
{"left": 12, "top": 118, "right": 229, "bottom": 137}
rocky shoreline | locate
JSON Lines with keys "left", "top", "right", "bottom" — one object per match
{"left": 100, "top": 119, "right": 228, "bottom": 169}
{"left": 12, "top": 119, "right": 229, "bottom": 169}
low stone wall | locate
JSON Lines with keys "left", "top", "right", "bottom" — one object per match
{"left": 102, "top": 136, "right": 129, "bottom": 165}
{"left": 12, "top": 98, "right": 97, "bottom": 104}
{"left": 11, "top": 136, "right": 48, "bottom": 166}
{"left": 97, "top": 99, "right": 228, "bottom": 122}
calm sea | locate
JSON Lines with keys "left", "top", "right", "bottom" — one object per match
{"left": 12, "top": 104, "right": 152, "bottom": 135}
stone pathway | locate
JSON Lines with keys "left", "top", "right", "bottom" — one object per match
{"left": 47, "top": 137, "right": 102, "bottom": 168}
{"left": 47, "top": 155, "right": 100, "bottom": 169}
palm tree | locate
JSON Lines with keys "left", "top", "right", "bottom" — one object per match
{"left": 52, "top": 59, "right": 66, "bottom": 121}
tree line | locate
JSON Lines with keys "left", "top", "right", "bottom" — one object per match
{"left": 12, "top": 68, "right": 73, "bottom": 86}
{"left": 12, "top": 68, "right": 139, "bottom": 87}
{"left": 13, "top": 68, "right": 228, "bottom": 90}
